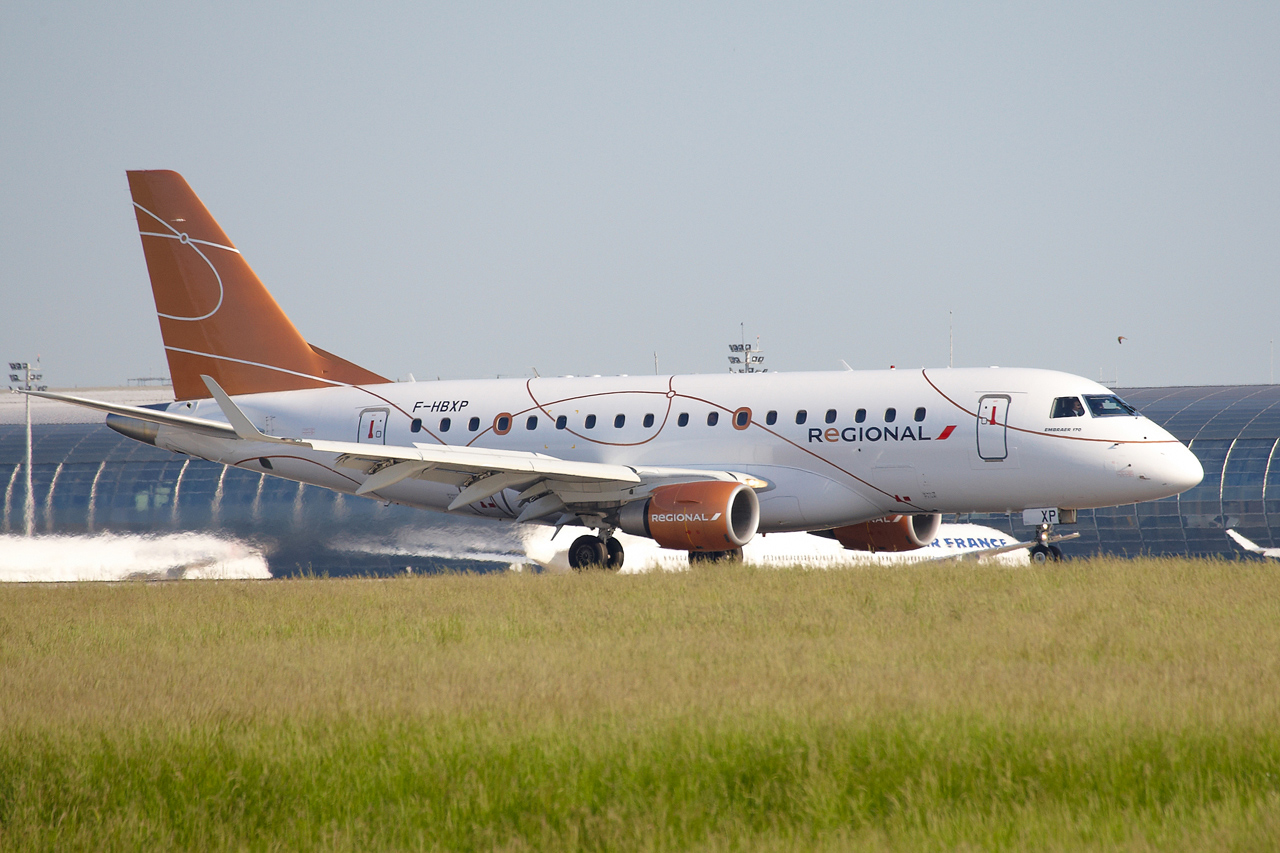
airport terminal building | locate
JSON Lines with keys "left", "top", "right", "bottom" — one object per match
{"left": 3, "top": 384, "right": 1278, "bottom": 573}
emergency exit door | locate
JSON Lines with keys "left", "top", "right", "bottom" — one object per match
{"left": 977, "top": 395, "right": 1009, "bottom": 460}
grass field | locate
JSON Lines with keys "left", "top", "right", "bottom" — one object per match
{"left": 1, "top": 558, "right": 1278, "bottom": 850}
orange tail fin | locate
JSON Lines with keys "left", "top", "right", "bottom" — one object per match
{"left": 127, "top": 170, "right": 390, "bottom": 401}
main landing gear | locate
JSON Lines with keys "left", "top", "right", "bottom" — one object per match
{"left": 1028, "top": 522, "right": 1064, "bottom": 564}
{"left": 568, "top": 534, "right": 625, "bottom": 572}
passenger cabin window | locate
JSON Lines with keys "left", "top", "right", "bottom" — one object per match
{"left": 410, "top": 418, "right": 423, "bottom": 433}
{"left": 585, "top": 414, "right": 597, "bottom": 429}
{"left": 855, "top": 409, "right": 866, "bottom": 423}
{"left": 1084, "top": 394, "right": 1139, "bottom": 417}
{"left": 734, "top": 409, "right": 750, "bottom": 427}
{"left": 614, "top": 414, "right": 625, "bottom": 428}
{"left": 555, "top": 415, "right": 567, "bottom": 430}
{"left": 825, "top": 409, "right": 837, "bottom": 424}
{"left": 468, "top": 417, "right": 480, "bottom": 432}
{"left": 439, "top": 417, "right": 451, "bottom": 432}
{"left": 526, "top": 416, "right": 538, "bottom": 430}
{"left": 707, "top": 412, "right": 719, "bottom": 426}
{"left": 643, "top": 413, "right": 654, "bottom": 428}
{"left": 496, "top": 415, "right": 511, "bottom": 433}
{"left": 1051, "top": 396, "right": 1087, "bottom": 418}
{"left": 766, "top": 410, "right": 777, "bottom": 425}
{"left": 796, "top": 410, "right": 808, "bottom": 425}
{"left": 885, "top": 408, "right": 896, "bottom": 423}
{"left": 678, "top": 412, "right": 689, "bottom": 427}
{"left": 914, "top": 407, "right": 926, "bottom": 423}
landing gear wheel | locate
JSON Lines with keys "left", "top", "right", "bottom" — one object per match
{"left": 605, "top": 537, "right": 625, "bottom": 571}
{"left": 568, "top": 535, "right": 607, "bottom": 571}
{"left": 1029, "top": 544, "right": 1062, "bottom": 564}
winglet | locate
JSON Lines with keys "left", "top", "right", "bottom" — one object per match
{"left": 201, "top": 374, "right": 309, "bottom": 446}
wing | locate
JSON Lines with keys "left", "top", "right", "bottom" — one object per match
{"left": 1226, "top": 529, "right": 1280, "bottom": 558}
{"left": 22, "top": 389, "right": 237, "bottom": 439}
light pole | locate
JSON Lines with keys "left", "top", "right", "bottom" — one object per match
{"left": 8, "top": 360, "right": 45, "bottom": 536}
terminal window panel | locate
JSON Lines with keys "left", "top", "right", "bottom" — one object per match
{"left": 171, "top": 464, "right": 225, "bottom": 527}
{"left": 1163, "top": 411, "right": 1220, "bottom": 441}
{"left": 218, "top": 470, "right": 267, "bottom": 513}
{"left": 1221, "top": 439, "right": 1275, "bottom": 535}
{"left": 47, "top": 464, "right": 98, "bottom": 519}
{"left": 1262, "top": 442, "right": 1280, "bottom": 544}
{"left": 95, "top": 462, "right": 181, "bottom": 529}
{"left": 1091, "top": 511, "right": 1144, "bottom": 550}
{"left": 0, "top": 464, "right": 19, "bottom": 533}
{"left": 1134, "top": 495, "right": 1188, "bottom": 553}
{"left": 1178, "top": 439, "right": 1232, "bottom": 524}
{"left": 1240, "top": 404, "right": 1280, "bottom": 440}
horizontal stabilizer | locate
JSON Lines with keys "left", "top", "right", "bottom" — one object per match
{"left": 21, "top": 389, "right": 236, "bottom": 439}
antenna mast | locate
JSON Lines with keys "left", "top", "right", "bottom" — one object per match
{"left": 728, "top": 330, "right": 767, "bottom": 373}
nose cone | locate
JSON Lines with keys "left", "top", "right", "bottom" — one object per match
{"left": 1150, "top": 442, "right": 1204, "bottom": 496}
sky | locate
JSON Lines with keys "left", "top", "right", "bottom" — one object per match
{"left": 2, "top": 2, "right": 1278, "bottom": 390}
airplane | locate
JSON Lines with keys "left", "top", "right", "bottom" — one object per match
{"left": 1226, "top": 529, "right": 1280, "bottom": 558}
{"left": 28, "top": 171, "right": 1204, "bottom": 572}
{"left": 521, "top": 520, "right": 1080, "bottom": 572}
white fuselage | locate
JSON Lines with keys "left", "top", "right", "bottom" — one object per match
{"left": 152, "top": 366, "right": 1203, "bottom": 534}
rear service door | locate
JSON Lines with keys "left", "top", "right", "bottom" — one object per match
{"left": 357, "top": 408, "right": 389, "bottom": 444}
{"left": 976, "top": 395, "right": 1009, "bottom": 461}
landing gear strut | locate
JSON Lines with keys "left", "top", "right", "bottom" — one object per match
{"left": 568, "top": 534, "right": 624, "bottom": 571}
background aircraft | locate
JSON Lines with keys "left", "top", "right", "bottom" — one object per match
{"left": 522, "top": 521, "right": 1063, "bottom": 572}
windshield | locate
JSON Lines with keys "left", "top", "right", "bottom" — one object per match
{"left": 1083, "top": 394, "right": 1139, "bottom": 417}
{"left": 1050, "top": 396, "right": 1086, "bottom": 418}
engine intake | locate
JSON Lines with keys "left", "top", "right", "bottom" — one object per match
{"left": 826, "top": 513, "right": 942, "bottom": 552}
{"left": 619, "top": 481, "right": 760, "bottom": 551}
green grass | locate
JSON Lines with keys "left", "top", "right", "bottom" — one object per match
{"left": 1, "top": 558, "right": 1279, "bottom": 850}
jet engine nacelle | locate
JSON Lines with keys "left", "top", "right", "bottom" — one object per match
{"left": 828, "top": 513, "right": 942, "bottom": 552}
{"left": 619, "top": 481, "right": 760, "bottom": 551}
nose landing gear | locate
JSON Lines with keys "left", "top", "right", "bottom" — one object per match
{"left": 1028, "top": 523, "right": 1064, "bottom": 563}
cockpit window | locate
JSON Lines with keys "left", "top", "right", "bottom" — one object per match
{"left": 1084, "top": 394, "right": 1139, "bottom": 417}
{"left": 1051, "top": 396, "right": 1086, "bottom": 418}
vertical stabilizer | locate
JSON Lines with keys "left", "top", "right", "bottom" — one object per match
{"left": 127, "top": 170, "right": 389, "bottom": 400}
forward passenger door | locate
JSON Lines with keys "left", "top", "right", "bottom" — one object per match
{"left": 977, "top": 395, "right": 1009, "bottom": 461}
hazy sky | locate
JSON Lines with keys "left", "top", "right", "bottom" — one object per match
{"left": 3, "top": 3, "right": 1278, "bottom": 390}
